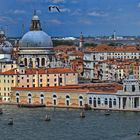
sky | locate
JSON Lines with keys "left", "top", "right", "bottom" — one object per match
{"left": 1, "top": 0, "right": 140, "bottom": 37}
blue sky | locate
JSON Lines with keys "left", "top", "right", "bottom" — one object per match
{"left": 1, "top": 0, "right": 140, "bottom": 37}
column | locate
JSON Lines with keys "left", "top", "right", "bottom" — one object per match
{"left": 120, "top": 97, "right": 123, "bottom": 109}
{"left": 126, "top": 97, "right": 129, "bottom": 109}
{"left": 139, "top": 97, "right": 140, "bottom": 109}
{"left": 131, "top": 97, "right": 133, "bottom": 109}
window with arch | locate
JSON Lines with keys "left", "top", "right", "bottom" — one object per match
{"left": 16, "top": 93, "right": 19, "bottom": 96}
{"left": 53, "top": 94, "right": 57, "bottom": 98}
{"left": 124, "top": 85, "right": 127, "bottom": 92}
{"left": 66, "top": 95, "right": 70, "bottom": 99}
{"left": 66, "top": 95, "right": 70, "bottom": 106}
{"left": 89, "top": 97, "right": 92, "bottom": 105}
{"left": 132, "top": 85, "right": 135, "bottom": 92}
{"left": 113, "top": 98, "right": 116, "bottom": 106}
{"left": 28, "top": 93, "right": 32, "bottom": 97}
{"left": 36, "top": 58, "right": 40, "bottom": 67}
{"left": 40, "top": 94, "right": 44, "bottom": 98}
{"left": 105, "top": 98, "right": 108, "bottom": 105}
{"left": 41, "top": 58, "right": 45, "bottom": 66}
{"left": 98, "top": 98, "right": 101, "bottom": 105}
{"left": 93, "top": 97, "right": 96, "bottom": 107}
{"left": 79, "top": 96, "right": 83, "bottom": 100}
{"left": 24, "top": 58, "right": 27, "bottom": 66}
{"left": 109, "top": 98, "right": 112, "bottom": 108}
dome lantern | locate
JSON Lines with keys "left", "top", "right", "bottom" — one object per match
{"left": 30, "top": 10, "right": 42, "bottom": 31}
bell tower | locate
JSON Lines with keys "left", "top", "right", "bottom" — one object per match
{"left": 30, "top": 10, "right": 42, "bottom": 31}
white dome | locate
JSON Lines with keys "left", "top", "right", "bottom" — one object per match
{"left": 0, "top": 41, "right": 13, "bottom": 54}
{"left": 19, "top": 31, "right": 53, "bottom": 48}
{"left": 32, "top": 15, "right": 39, "bottom": 20}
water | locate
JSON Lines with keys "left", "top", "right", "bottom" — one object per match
{"left": 0, "top": 105, "right": 140, "bottom": 140}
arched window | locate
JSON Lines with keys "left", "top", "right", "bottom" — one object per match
{"left": 16, "top": 93, "right": 19, "bottom": 96}
{"left": 16, "top": 93, "right": 20, "bottom": 103}
{"left": 89, "top": 97, "right": 92, "bottom": 105}
{"left": 66, "top": 95, "right": 70, "bottom": 106}
{"left": 79, "top": 96, "right": 83, "bottom": 99}
{"left": 93, "top": 97, "right": 96, "bottom": 107}
{"left": 53, "top": 95, "right": 57, "bottom": 98}
{"left": 36, "top": 58, "right": 40, "bottom": 67}
{"left": 28, "top": 93, "right": 32, "bottom": 97}
{"left": 66, "top": 95, "right": 70, "bottom": 99}
{"left": 105, "top": 98, "right": 108, "bottom": 105}
{"left": 109, "top": 98, "right": 112, "bottom": 108}
{"left": 40, "top": 94, "right": 44, "bottom": 98}
{"left": 98, "top": 98, "right": 101, "bottom": 105}
{"left": 132, "top": 85, "right": 135, "bottom": 92}
{"left": 113, "top": 99, "right": 116, "bottom": 106}
{"left": 124, "top": 85, "right": 127, "bottom": 92}
{"left": 41, "top": 58, "right": 45, "bottom": 66}
{"left": 24, "top": 58, "right": 27, "bottom": 66}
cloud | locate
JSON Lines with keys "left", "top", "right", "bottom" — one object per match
{"left": 79, "top": 19, "right": 93, "bottom": 25}
{"left": 88, "top": 11, "right": 108, "bottom": 17}
{"left": 48, "top": 19, "right": 62, "bottom": 25}
{"left": 49, "top": 0, "right": 65, "bottom": 3}
{"left": 0, "top": 16, "right": 16, "bottom": 24}
{"left": 71, "top": 9, "right": 82, "bottom": 16}
{"left": 138, "top": 2, "right": 140, "bottom": 8}
{"left": 60, "top": 8, "right": 71, "bottom": 12}
{"left": 14, "top": 10, "right": 26, "bottom": 14}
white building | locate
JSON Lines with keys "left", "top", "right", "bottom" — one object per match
{"left": 87, "top": 75, "right": 140, "bottom": 111}
{"left": 84, "top": 45, "right": 140, "bottom": 80}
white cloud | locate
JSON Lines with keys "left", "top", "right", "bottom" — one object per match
{"left": 49, "top": 0, "right": 65, "bottom": 3}
{"left": 0, "top": 16, "right": 16, "bottom": 24}
{"left": 60, "top": 8, "right": 71, "bottom": 12}
{"left": 79, "top": 19, "right": 93, "bottom": 25}
{"left": 48, "top": 19, "right": 62, "bottom": 25}
{"left": 88, "top": 11, "right": 108, "bottom": 17}
{"left": 71, "top": 9, "right": 82, "bottom": 16}
{"left": 14, "top": 10, "right": 26, "bottom": 14}
{"left": 138, "top": 2, "right": 140, "bottom": 8}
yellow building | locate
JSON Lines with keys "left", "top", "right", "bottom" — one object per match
{"left": 0, "top": 67, "right": 78, "bottom": 102}
{"left": 0, "top": 69, "right": 17, "bottom": 102}
{"left": 11, "top": 86, "right": 88, "bottom": 108}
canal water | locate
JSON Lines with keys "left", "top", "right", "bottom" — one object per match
{"left": 0, "top": 105, "right": 140, "bottom": 140}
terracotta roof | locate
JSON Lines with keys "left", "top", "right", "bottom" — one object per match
{"left": 85, "top": 45, "right": 140, "bottom": 53}
{"left": 11, "top": 83, "right": 122, "bottom": 94}
{"left": 1, "top": 68, "right": 18, "bottom": 75}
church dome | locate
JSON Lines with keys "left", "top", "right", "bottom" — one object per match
{"left": 19, "top": 11, "right": 53, "bottom": 49}
{"left": 0, "top": 30, "right": 13, "bottom": 54}
{"left": 19, "top": 30, "right": 53, "bottom": 48}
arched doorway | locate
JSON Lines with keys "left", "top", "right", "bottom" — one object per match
{"left": 79, "top": 96, "right": 83, "bottom": 107}
{"left": 40, "top": 94, "right": 44, "bottom": 104}
{"left": 66, "top": 95, "right": 70, "bottom": 106}
{"left": 36, "top": 58, "right": 40, "bottom": 67}
{"left": 24, "top": 58, "right": 27, "bottom": 66}
{"left": 28, "top": 93, "right": 32, "bottom": 104}
{"left": 16, "top": 93, "right": 20, "bottom": 103}
{"left": 53, "top": 94, "right": 57, "bottom": 105}
{"left": 109, "top": 98, "right": 112, "bottom": 108}
{"left": 41, "top": 58, "right": 45, "bottom": 67}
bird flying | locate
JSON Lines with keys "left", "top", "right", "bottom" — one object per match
{"left": 48, "top": 6, "right": 60, "bottom": 12}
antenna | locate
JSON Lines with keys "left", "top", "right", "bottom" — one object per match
{"left": 22, "top": 23, "right": 25, "bottom": 36}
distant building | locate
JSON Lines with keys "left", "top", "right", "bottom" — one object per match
{"left": 87, "top": 75, "right": 140, "bottom": 111}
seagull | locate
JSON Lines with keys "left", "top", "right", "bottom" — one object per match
{"left": 48, "top": 6, "right": 60, "bottom": 12}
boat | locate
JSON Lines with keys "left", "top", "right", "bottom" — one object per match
{"left": 8, "top": 118, "right": 13, "bottom": 125}
{"left": 17, "top": 104, "right": 46, "bottom": 108}
{"left": 80, "top": 111, "right": 85, "bottom": 118}
{"left": 45, "top": 115, "right": 51, "bottom": 121}
{"left": 0, "top": 108, "right": 3, "bottom": 114}
{"left": 104, "top": 110, "right": 110, "bottom": 116}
